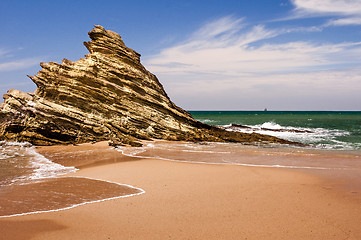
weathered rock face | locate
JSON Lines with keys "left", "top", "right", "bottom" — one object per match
{"left": 0, "top": 25, "right": 295, "bottom": 146}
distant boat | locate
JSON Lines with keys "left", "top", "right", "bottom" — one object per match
{"left": 264, "top": 108, "right": 268, "bottom": 112}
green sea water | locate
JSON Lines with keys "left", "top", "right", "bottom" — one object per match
{"left": 189, "top": 111, "right": 361, "bottom": 151}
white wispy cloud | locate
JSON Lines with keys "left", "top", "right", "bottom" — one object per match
{"left": 326, "top": 17, "right": 361, "bottom": 26}
{"left": 152, "top": 67, "right": 361, "bottom": 110}
{"left": 292, "top": 0, "right": 361, "bottom": 15}
{"left": 291, "top": 0, "right": 361, "bottom": 26}
{"left": 145, "top": 16, "right": 361, "bottom": 76}
{"left": 0, "top": 57, "right": 41, "bottom": 72}
{"left": 144, "top": 16, "right": 361, "bottom": 110}
{"left": 0, "top": 49, "right": 11, "bottom": 59}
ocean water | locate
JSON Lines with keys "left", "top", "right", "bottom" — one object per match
{"left": 190, "top": 111, "right": 361, "bottom": 151}
{"left": 113, "top": 111, "right": 361, "bottom": 174}
{"left": 1, "top": 111, "right": 359, "bottom": 188}
{"left": 0, "top": 111, "right": 360, "bottom": 216}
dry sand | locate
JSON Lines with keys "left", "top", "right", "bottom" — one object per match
{"left": 1, "top": 141, "right": 361, "bottom": 240}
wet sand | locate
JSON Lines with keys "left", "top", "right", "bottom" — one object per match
{"left": 0, "top": 177, "right": 143, "bottom": 217}
{"left": 1, "top": 141, "right": 361, "bottom": 239}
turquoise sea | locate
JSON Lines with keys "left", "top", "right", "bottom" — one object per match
{"left": 1, "top": 111, "right": 360, "bottom": 217}
{"left": 1, "top": 111, "right": 360, "bottom": 189}
{"left": 190, "top": 111, "right": 361, "bottom": 151}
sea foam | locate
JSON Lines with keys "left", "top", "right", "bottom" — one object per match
{"left": 0, "top": 141, "right": 77, "bottom": 185}
{"left": 224, "top": 121, "right": 358, "bottom": 150}
{"left": 115, "top": 141, "right": 344, "bottom": 170}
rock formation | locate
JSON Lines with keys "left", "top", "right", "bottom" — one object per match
{"left": 0, "top": 25, "right": 296, "bottom": 146}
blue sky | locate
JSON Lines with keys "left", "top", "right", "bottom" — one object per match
{"left": 0, "top": 0, "right": 360, "bottom": 110}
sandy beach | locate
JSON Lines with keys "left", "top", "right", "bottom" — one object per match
{"left": 1, "top": 141, "right": 361, "bottom": 240}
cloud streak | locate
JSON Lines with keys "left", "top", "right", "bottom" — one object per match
{"left": 0, "top": 57, "right": 42, "bottom": 72}
{"left": 145, "top": 16, "right": 361, "bottom": 76}
{"left": 0, "top": 47, "right": 43, "bottom": 72}
{"left": 291, "top": 0, "right": 361, "bottom": 26}
{"left": 292, "top": 0, "right": 361, "bottom": 16}
{"left": 326, "top": 17, "right": 361, "bottom": 26}
{"left": 144, "top": 16, "right": 361, "bottom": 110}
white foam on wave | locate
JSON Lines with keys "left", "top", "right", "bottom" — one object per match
{"left": 195, "top": 119, "right": 218, "bottom": 124}
{"left": 25, "top": 147, "right": 77, "bottom": 181}
{"left": 181, "top": 149, "right": 231, "bottom": 154}
{"left": 115, "top": 143, "right": 335, "bottom": 170}
{"left": 259, "top": 122, "right": 283, "bottom": 129}
{"left": 0, "top": 176, "right": 145, "bottom": 218}
{"left": 0, "top": 141, "right": 33, "bottom": 147}
{"left": 225, "top": 121, "right": 354, "bottom": 150}
{"left": 1, "top": 141, "right": 146, "bottom": 218}
{"left": 0, "top": 141, "right": 77, "bottom": 184}
{"left": 315, "top": 140, "right": 361, "bottom": 151}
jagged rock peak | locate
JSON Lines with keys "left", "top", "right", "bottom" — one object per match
{"left": 84, "top": 25, "right": 141, "bottom": 63}
{"left": 0, "top": 25, "right": 296, "bottom": 146}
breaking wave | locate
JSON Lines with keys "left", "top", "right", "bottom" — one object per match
{"left": 222, "top": 121, "right": 360, "bottom": 150}
{"left": 0, "top": 141, "right": 77, "bottom": 186}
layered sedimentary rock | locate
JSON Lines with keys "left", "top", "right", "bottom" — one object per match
{"left": 0, "top": 25, "right": 294, "bottom": 146}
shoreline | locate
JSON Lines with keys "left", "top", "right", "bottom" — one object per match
{"left": 1, "top": 141, "right": 361, "bottom": 239}
{"left": 0, "top": 176, "right": 145, "bottom": 219}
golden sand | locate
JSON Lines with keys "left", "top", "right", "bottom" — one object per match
{"left": 1, "top": 141, "right": 360, "bottom": 240}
